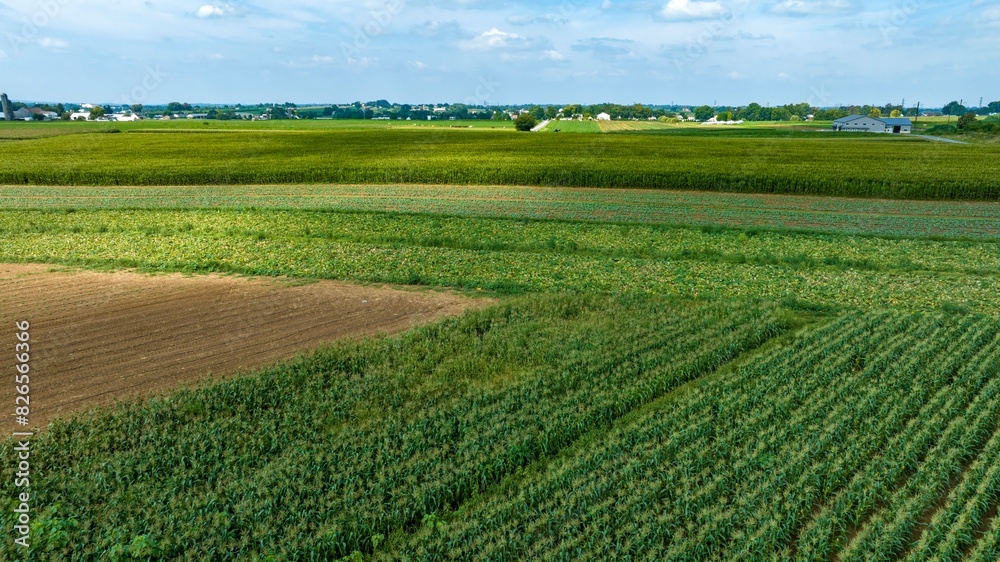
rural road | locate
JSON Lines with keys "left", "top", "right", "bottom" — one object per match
{"left": 531, "top": 119, "right": 551, "bottom": 132}
{"left": 917, "top": 135, "right": 969, "bottom": 144}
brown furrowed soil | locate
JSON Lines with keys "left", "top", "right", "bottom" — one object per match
{"left": 1, "top": 263, "right": 486, "bottom": 429}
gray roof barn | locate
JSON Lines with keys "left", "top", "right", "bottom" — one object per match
{"left": 833, "top": 115, "right": 911, "bottom": 134}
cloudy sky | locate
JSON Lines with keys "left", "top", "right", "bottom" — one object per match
{"left": 0, "top": 0, "right": 997, "bottom": 106}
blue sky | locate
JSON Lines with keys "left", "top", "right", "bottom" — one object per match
{"left": 0, "top": 0, "right": 997, "bottom": 106}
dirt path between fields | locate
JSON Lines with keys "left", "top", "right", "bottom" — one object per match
{"left": 0, "top": 264, "right": 489, "bottom": 429}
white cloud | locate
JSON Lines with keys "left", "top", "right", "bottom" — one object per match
{"left": 771, "top": 0, "right": 851, "bottom": 15}
{"left": 777, "top": 71, "right": 790, "bottom": 79}
{"left": 196, "top": 4, "right": 234, "bottom": 18}
{"left": 311, "top": 55, "right": 335, "bottom": 64}
{"left": 0, "top": 49, "right": 6, "bottom": 60}
{"left": 39, "top": 38, "right": 69, "bottom": 49}
{"left": 541, "top": 49, "right": 565, "bottom": 61}
{"left": 208, "top": 53, "right": 225, "bottom": 60}
{"left": 984, "top": 7, "right": 1000, "bottom": 21}
{"left": 660, "top": 0, "right": 727, "bottom": 20}
{"left": 461, "top": 28, "right": 521, "bottom": 50}
{"left": 728, "top": 71, "right": 742, "bottom": 79}
{"left": 458, "top": 27, "right": 548, "bottom": 51}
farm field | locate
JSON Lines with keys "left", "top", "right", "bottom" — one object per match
{"left": 2, "top": 208, "right": 1000, "bottom": 311}
{"left": 3, "top": 184, "right": 1000, "bottom": 240}
{"left": 541, "top": 120, "right": 601, "bottom": 133}
{"left": 404, "top": 310, "right": 1000, "bottom": 561}
{"left": 0, "top": 263, "right": 480, "bottom": 428}
{"left": 597, "top": 119, "right": 674, "bottom": 132}
{"left": 3, "top": 121, "right": 1000, "bottom": 560}
{"left": 0, "top": 125, "right": 998, "bottom": 199}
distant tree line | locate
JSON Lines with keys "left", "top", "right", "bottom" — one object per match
{"left": 9, "top": 98, "right": 998, "bottom": 124}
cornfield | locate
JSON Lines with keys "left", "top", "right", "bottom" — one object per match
{"left": 403, "top": 311, "right": 1000, "bottom": 560}
{"left": 0, "top": 129, "right": 997, "bottom": 199}
{"left": 0, "top": 296, "right": 787, "bottom": 559}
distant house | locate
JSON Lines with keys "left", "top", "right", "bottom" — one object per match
{"left": 833, "top": 115, "right": 911, "bottom": 134}
{"left": 596, "top": 112, "right": 611, "bottom": 121}
{"left": 69, "top": 110, "right": 91, "bottom": 121}
{"left": 26, "top": 107, "right": 58, "bottom": 120}
{"left": 12, "top": 108, "right": 34, "bottom": 121}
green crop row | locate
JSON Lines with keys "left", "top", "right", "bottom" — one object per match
{"left": 1, "top": 128, "right": 998, "bottom": 199}
{"left": 1, "top": 209, "right": 999, "bottom": 313}
{"left": 0, "top": 295, "right": 788, "bottom": 560}
{"left": 398, "top": 311, "right": 1000, "bottom": 560}
{"left": 4, "top": 184, "right": 1000, "bottom": 240}
{"left": 6, "top": 209, "right": 998, "bottom": 275}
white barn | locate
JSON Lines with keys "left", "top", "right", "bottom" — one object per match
{"left": 596, "top": 112, "right": 611, "bottom": 121}
{"left": 833, "top": 115, "right": 912, "bottom": 134}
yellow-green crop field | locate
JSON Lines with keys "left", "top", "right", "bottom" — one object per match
{"left": 2, "top": 122, "right": 1000, "bottom": 560}
{"left": 1, "top": 123, "right": 998, "bottom": 199}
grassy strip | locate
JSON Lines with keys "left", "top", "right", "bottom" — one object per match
{"left": 4, "top": 185, "right": 1000, "bottom": 240}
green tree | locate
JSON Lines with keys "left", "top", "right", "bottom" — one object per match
{"left": 694, "top": 105, "right": 714, "bottom": 121}
{"left": 514, "top": 113, "right": 537, "bottom": 131}
{"left": 89, "top": 106, "right": 105, "bottom": 120}
{"left": 890, "top": 109, "right": 902, "bottom": 118}
{"left": 717, "top": 111, "right": 733, "bottom": 122}
{"left": 942, "top": 101, "right": 966, "bottom": 116}
{"left": 545, "top": 106, "right": 559, "bottom": 120}
{"left": 988, "top": 101, "right": 1000, "bottom": 114}
{"left": 742, "top": 102, "right": 763, "bottom": 121}
{"left": 771, "top": 108, "right": 791, "bottom": 121}
{"left": 529, "top": 106, "right": 545, "bottom": 120}
{"left": 957, "top": 112, "right": 977, "bottom": 130}
{"left": 130, "top": 104, "right": 143, "bottom": 115}
{"left": 868, "top": 107, "right": 882, "bottom": 118}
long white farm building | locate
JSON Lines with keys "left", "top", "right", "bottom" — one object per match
{"left": 833, "top": 115, "right": 912, "bottom": 134}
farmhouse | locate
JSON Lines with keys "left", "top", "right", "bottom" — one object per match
{"left": 596, "top": 112, "right": 611, "bottom": 121}
{"left": 26, "top": 107, "right": 59, "bottom": 120}
{"left": 833, "top": 115, "right": 912, "bottom": 134}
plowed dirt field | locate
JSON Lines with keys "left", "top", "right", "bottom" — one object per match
{"left": 1, "top": 264, "right": 484, "bottom": 429}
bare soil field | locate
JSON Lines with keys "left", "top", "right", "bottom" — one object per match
{"left": 1, "top": 263, "right": 485, "bottom": 429}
